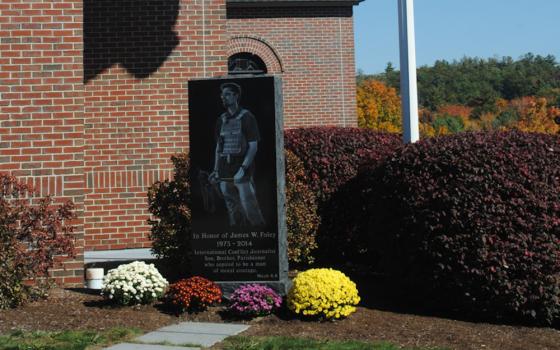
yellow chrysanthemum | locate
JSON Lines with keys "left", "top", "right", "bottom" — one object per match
{"left": 287, "top": 268, "right": 360, "bottom": 320}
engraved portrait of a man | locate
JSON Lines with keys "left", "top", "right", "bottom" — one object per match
{"left": 208, "top": 82, "right": 266, "bottom": 227}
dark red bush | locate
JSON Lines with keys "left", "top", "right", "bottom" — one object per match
{"left": 285, "top": 127, "right": 402, "bottom": 264}
{"left": 285, "top": 127, "right": 402, "bottom": 202}
{"left": 367, "top": 131, "right": 560, "bottom": 325}
{"left": 0, "top": 174, "right": 75, "bottom": 309}
{"left": 148, "top": 154, "right": 192, "bottom": 277}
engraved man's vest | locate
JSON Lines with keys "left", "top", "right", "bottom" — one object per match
{"left": 219, "top": 109, "right": 248, "bottom": 156}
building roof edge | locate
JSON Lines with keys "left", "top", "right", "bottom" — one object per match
{"left": 227, "top": 0, "right": 364, "bottom": 8}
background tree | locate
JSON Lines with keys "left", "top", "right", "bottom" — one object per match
{"left": 366, "top": 53, "right": 560, "bottom": 112}
{"left": 356, "top": 79, "right": 402, "bottom": 132}
{"left": 512, "top": 97, "right": 560, "bottom": 134}
{"left": 358, "top": 53, "right": 560, "bottom": 136}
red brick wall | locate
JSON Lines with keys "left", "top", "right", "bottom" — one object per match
{"left": 2, "top": 1, "right": 359, "bottom": 266}
{"left": 0, "top": 0, "right": 84, "bottom": 286}
{"left": 83, "top": 0, "right": 228, "bottom": 250}
{"left": 227, "top": 6, "right": 358, "bottom": 128}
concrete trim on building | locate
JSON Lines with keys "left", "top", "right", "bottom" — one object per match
{"left": 228, "top": 0, "right": 363, "bottom": 7}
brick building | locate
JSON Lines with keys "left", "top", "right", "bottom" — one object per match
{"left": 0, "top": 0, "right": 361, "bottom": 285}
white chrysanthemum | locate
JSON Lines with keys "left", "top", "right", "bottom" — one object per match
{"left": 101, "top": 261, "right": 168, "bottom": 306}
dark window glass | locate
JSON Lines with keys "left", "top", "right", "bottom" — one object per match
{"left": 228, "top": 53, "right": 267, "bottom": 75}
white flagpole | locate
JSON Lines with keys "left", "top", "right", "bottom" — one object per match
{"left": 398, "top": 0, "right": 420, "bottom": 143}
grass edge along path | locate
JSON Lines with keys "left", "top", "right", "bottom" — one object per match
{"left": 218, "top": 336, "right": 450, "bottom": 350}
{"left": 0, "top": 327, "right": 143, "bottom": 350}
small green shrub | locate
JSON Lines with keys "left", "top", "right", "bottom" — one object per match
{"left": 287, "top": 268, "right": 360, "bottom": 320}
{"left": 0, "top": 173, "right": 75, "bottom": 309}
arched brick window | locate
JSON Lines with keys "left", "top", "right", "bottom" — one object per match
{"left": 228, "top": 52, "right": 267, "bottom": 75}
{"left": 227, "top": 37, "right": 283, "bottom": 74}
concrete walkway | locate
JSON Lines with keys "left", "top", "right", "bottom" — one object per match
{"left": 88, "top": 251, "right": 250, "bottom": 349}
{"left": 103, "top": 321, "right": 249, "bottom": 350}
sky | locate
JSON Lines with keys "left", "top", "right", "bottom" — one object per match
{"left": 354, "top": 0, "right": 560, "bottom": 74}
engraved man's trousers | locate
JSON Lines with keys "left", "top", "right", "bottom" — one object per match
{"left": 219, "top": 179, "right": 265, "bottom": 227}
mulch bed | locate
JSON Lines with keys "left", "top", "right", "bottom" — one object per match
{"left": 1, "top": 287, "right": 559, "bottom": 350}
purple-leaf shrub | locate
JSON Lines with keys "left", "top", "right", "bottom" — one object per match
{"left": 0, "top": 173, "right": 75, "bottom": 309}
{"left": 228, "top": 284, "right": 282, "bottom": 318}
{"left": 367, "top": 131, "right": 560, "bottom": 325}
{"left": 147, "top": 154, "right": 192, "bottom": 277}
{"left": 285, "top": 127, "right": 402, "bottom": 264}
{"left": 285, "top": 127, "right": 402, "bottom": 203}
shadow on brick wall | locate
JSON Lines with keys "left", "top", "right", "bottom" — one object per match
{"left": 84, "top": 0, "right": 180, "bottom": 83}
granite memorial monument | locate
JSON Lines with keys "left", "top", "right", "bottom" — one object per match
{"left": 187, "top": 76, "right": 289, "bottom": 295}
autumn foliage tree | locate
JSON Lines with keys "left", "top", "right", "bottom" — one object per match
{"left": 408, "top": 97, "right": 559, "bottom": 137}
{"left": 512, "top": 97, "right": 560, "bottom": 134}
{"left": 357, "top": 55, "right": 560, "bottom": 137}
{"left": 0, "top": 174, "right": 75, "bottom": 309}
{"left": 357, "top": 79, "right": 402, "bottom": 132}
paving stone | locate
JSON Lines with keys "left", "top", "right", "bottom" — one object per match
{"left": 135, "top": 322, "right": 249, "bottom": 348}
{"left": 103, "top": 343, "right": 199, "bottom": 350}
{"left": 157, "top": 322, "right": 249, "bottom": 336}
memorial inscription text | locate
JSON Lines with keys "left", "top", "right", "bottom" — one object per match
{"left": 191, "top": 230, "right": 279, "bottom": 281}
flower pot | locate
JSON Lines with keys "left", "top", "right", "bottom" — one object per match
{"left": 86, "top": 268, "right": 104, "bottom": 289}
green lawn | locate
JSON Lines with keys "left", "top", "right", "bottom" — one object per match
{"left": 0, "top": 331, "right": 450, "bottom": 350}
{"left": 0, "top": 328, "right": 142, "bottom": 350}
{"left": 220, "top": 336, "right": 449, "bottom": 350}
